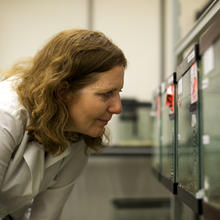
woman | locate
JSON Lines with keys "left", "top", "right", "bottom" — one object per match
{"left": 0, "top": 29, "right": 127, "bottom": 220}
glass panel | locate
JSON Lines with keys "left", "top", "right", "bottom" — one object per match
{"left": 161, "top": 82, "right": 176, "bottom": 182}
{"left": 152, "top": 94, "right": 161, "bottom": 172}
{"left": 169, "top": 117, "right": 176, "bottom": 182}
{"left": 137, "top": 107, "right": 154, "bottom": 146}
{"left": 177, "top": 63, "right": 201, "bottom": 194}
{"left": 201, "top": 36, "right": 220, "bottom": 210}
{"left": 161, "top": 89, "right": 170, "bottom": 178}
{"left": 115, "top": 99, "right": 153, "bottom": 147}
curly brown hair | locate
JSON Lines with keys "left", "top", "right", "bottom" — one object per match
{"left": 2, "top": 29, "right": 127, "bottom": 155}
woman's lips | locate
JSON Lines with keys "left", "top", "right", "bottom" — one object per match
{"left": 98, "top": 119, "right": 109, "bottom": 125}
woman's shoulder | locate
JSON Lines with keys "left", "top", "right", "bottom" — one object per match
{"left": 0, "top": 78, "right": 29, "bottom": 145}
{"left": 0, "top": 77, "right": 19, "bottom": 106}
{"left": 0, "top": 77, "right": 27, "bottom": 111}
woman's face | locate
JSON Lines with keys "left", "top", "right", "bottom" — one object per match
{"left": 65, "top": 65, "right": 125, "bottom": 137}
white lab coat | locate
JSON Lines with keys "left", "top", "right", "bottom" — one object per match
{"left": 0, "top": 78, "right": 89, "bottom": 219}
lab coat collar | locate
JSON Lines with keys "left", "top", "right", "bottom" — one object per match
{"left": 45, "top": 144, "right": 71, "bottom": 169}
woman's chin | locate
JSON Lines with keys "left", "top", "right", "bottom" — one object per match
{"left": 87, "top": 128, "right": 105, "bottom": 138}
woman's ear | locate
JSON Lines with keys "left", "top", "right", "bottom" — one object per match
{"left": 56, "top": 81, "right": 70, "bottom": 100}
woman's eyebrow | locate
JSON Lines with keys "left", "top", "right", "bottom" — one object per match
{"left": 98, "top": 87, "right": 122, "bottom": 93}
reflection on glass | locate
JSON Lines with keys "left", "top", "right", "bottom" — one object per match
{"left": 201, "top": 36, "right": 220, "bottom": 210}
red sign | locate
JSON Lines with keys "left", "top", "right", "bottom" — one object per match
{"left": 166, "top": 84, "right": 175, "bottom": 113}
{"left": 191, "top": 62, "right": 198, "bottom": 104}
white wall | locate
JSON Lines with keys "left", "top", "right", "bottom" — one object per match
{"left": 0, "top": 0, "right": 87, "bottom": 71}
{"left": 93, "top": 0, "right": 160, "bottom": 101}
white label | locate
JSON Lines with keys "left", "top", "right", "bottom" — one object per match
{"left": 203, "top": 135, "right": 210, "bottom": 145}
{"left": 191, "top": 114, "right": 197, "bottom": 127}
{"left": 178, "top": 78, "right": 183, "bottom": 95}
{"left": 203, "top": 46, "right": 214, "bottom": 75}
{"left": 202, "top": 78, "right": 209, "bottom": 89}
{"left": 196, "top": 189, "right": 204, "bottom": 199}
{"left": 204, "top": 176, "right": 210, "bottom": 190}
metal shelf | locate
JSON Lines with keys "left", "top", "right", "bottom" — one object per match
{"left": 175, "top": 0, "right": 220, "bottom": 56}
{"left": 91, "top": 146, "right": 153, "bottom": 157}
{"left": 177, "top": 185, "right": 203, "bottom": 215}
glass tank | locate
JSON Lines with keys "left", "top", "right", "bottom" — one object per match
{"left": 160, "top": 74, "right": 177, "bottom": 185}
{"left": 152, "top": 88, "right": 161, "bottom": 173}
{"left": 115, "top": 99, "right": 153, "bottom": 147}
{"left": 200, "top": 34, "right": 220, "bottom": 211}
{"left": 160, "top": 82, "right": 170, "bottom": 178}
{"left": 177, "top": 48, "right": 202, "bottom": 195}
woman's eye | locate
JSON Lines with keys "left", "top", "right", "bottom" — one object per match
{"left": 99, "top": 89, "right": 122, "bottom": 100}
{"left": 102, "top": 91, "right": 114, "bottom": 99}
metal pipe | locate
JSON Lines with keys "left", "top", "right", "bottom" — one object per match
{"left": 87, "top": 0, "right": 94, "bottom": 30}
{"left": 159, "top": 0, "right": 165, "bottom": 83}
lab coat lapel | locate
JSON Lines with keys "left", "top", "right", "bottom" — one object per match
{"left": 1, "top": 134, "right": 44, "bottom": 198}
{"left": 45, "top": 145, "right": 71, "bottom": 169}
{"left": 23, "top": 142, "right": 45, "bottom": 196}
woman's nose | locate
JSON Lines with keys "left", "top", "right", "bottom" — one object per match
{"left": 108, "top": 94, "right": 122, "bottom": 114}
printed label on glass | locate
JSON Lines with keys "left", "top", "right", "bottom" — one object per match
{"left": 190, "top": 62, "right": 198, "bottom": 104}
{"left": 156, "top": 96, "right": 161, "bottom": 119}
{"left": 166, "top": 84, "right": 175, "bottom": 113}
